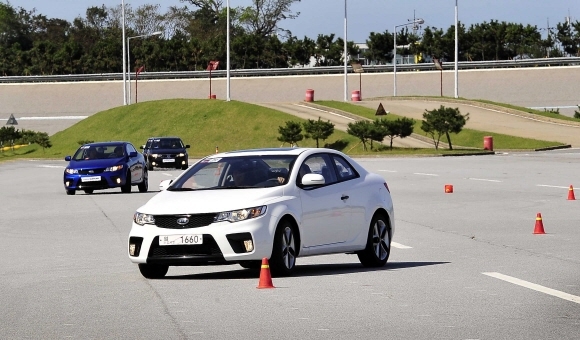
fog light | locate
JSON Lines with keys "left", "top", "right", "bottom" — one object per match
{"left": 117, "top": 178, "right": 121, "bottom": 184}
{"left": 129, "top": 244, "right": 136, "bottom": 256}
{"left": 65, "top": 181, "right": 70, "bottom": 187}
{"left": 182, "top": 161, "right": 185, "bottom": 165}
{"left": 243, "top": 240, "right": 254, "bottom": 252}
{"left": 152, "top": 162, "right": 156, "bottom": 166}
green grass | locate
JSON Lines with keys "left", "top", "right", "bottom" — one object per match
{"left": 316, "top": 100, "right": 564, "bottom": 150}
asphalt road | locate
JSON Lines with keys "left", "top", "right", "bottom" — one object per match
{"left": 2, "top": 151, "right": 579, "bottom": 339}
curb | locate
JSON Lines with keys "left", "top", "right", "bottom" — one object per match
{"left": 534, "top": 144, "right": 572, "bottom": 151}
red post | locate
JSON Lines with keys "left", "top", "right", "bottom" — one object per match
{"left": 135, "top": 66, "right": 144, "bottom": 104}
{"left": 207, "top": 61, "right": 220, "bottom": 99}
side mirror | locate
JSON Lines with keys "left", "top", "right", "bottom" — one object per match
{"left": 65, "top": 156, "right": 71, "bottom": 161}
{"left": 185, "top": 145, "right": 190, "bottom": 148}
{"left": 301, "top": 174, "right": 325, "bottom": 186}
{"left": 129, "top": 151, "right": 138, "bottom": 158}
{"left": 159, "top": 179, "right": 173, "bottom": 191}
{"left": 140, "top": 145, "right": 144, "bottom": 149}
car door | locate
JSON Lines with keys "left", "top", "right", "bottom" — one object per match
{"left": 299, "top": 154, "right": 351, "bottom": 252}
{"left": 126, "top": 144, "right": 142, "bottom": 183}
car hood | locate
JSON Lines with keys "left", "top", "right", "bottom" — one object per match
{"left": 140, "top": 187, "right": 286, "bottom": 214}
{"left": 148, "top": 148, "right": 186, "bottom": 154}
{"left": 67, "top": 158, "right": 121, "bottom": 169}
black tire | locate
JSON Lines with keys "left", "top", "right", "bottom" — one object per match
{"left": 84, "top": 189, "right": 94, "bottom": 194}
{"left": 147, "top": 161, "right": 153, "bottom": 171}
{"left": 238, "top": 261, "right": 261, "bottom": 270}
{"left": 357, "top": 213, "right": 391, "bottom": 267}
{"left": 66, "top": 189, "right": 76, "bottom": 195}
{"left": 138, "top": 263, "right": 168, "bottom": 279}
{"left": 138, "top": 169, "right": 148, "bottom": 192}
{"left": 269, "top": 219, "right": 297, "bottom": 276}
{"left": 121, "top": 171, "right": 132, "bottom": 193}
{"left": 181, "top": 163, "right": 188, "bottom": 170}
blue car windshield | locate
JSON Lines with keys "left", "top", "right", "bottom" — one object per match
{"left": 169, "top": 155, "right": 297, "bottom": 190}
{"left": 72, "top": 144, "right": 125, "bottom": 161}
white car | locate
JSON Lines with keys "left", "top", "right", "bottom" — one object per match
{"left": 128, "top": 148, "right": 395, "bottom": 279}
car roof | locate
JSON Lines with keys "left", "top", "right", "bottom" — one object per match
{"left": 82, "top": 141, "right": 128, "bottom": 147}
{"left": 147, "top": 137, "right": 182, "bottom": 140}
{"left": 214, "top": 147, "right": 342, "bottom": 157}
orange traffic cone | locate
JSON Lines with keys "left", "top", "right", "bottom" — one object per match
{"left": 257, "top": 258, "right": 275, "bottom": 289}
{"left": 445, "top": 184, "right": 454, "bottom": 193}
{"left": 533, "top": 213, "right": 546, "bottom": 234}
{"left": 568, "top": 185, "right": 576, "bottom": 200}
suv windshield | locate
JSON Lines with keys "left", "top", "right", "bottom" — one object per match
{"left": 170, "top": 155, "right": 297, "bottom": 190}
{"left": 147, "top": 138, "right": 184, "bottom": 149}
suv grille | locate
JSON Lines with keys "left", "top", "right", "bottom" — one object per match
{"left": 154, "top": 214, "right": 216, "bottom": 229}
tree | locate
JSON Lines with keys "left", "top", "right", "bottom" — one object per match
{"left": 277, "top": 121, "right": 303, "bottom": 146}
{"left": 34, "top": 132, "right": 52, "bottom": 152}
{"left": 239, "top": 0, "right": 301, "bottom": 38}
{"left": 302, "top": 117, "right": 334, "bottom": 148}
{"left": 368, "top": 120, "right": 388, "bottom": 150}
{"left": 421, "top": 106, "right": 469, "bottom": 150}
{"left": 347, "top": 120, "right": 372, "bottom": 151}
{"left": 381, "top": 117, "right": 415, "bottom": 150}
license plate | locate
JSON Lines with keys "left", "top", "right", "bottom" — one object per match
{"left": 81, "top": 176, "right": 101, "bottom": 182}
{"left": 162, "top": 159, "right": 175, "bottom": 163}
{"left": 159, "top": 235, "right": 203, "bottom": 245}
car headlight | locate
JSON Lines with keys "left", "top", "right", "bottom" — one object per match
{"left": 105, "top": 164, "right": 124, "bottom": 172}
{"left": 65, "top": 168, "right": 78, "bottom": 174}
{"left": 134, "top": 212, "right": 155, "bottom": 226}
{"left": 215, "top": 206, "right": 267, "bottom": 223}
{"left": 151, "top": 154, "right": 159, "bottom": 158}
{"left": 178, "top": 153, "right": 185, "bottom": 157}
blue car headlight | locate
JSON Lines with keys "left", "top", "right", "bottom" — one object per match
{"left": 134, "top": 212, "right": 155, "bottom": 226}
{"left": 105, "top": 164, "right": 124, "bottom": 172}
{"left": 65, "top": 168, "right": 78, "bottom": 174}
{"left": 215, "top": 206, "right": 267, "bottom": 223}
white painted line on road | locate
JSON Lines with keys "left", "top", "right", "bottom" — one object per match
{"left": 162, "top": 173, "right": 173, "bottom": 177}
{"left": 482, "top": 272, "right": 580, "bottom": 304}
{"left": 293, "top": 103, "right": 356, "bottom": 121}
{"left": 0, "top": 116, "right": 88, "bottom": 120}
{"left": 391, "top": 242, "right": 412, "bottom": 249}
{"left": 379, "top": 170, "right": 397, "bottom": 173}
{"left": 537, "top": 184, "right": 569, "bottom": 189}
{"left": 468, "top": 178, "right": 502, "bottom": 183}
{"left": 413, "top": 172, "right": 439, "bottom": 176}
{"left": 38, "top": 165, "right": 66, "bottom": 169}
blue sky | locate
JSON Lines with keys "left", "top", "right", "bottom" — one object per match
{"left": 9, "top": 0, "right": 580, "bottom": 42}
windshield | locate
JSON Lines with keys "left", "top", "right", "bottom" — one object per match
{"left": 72, "top": 144, "right": 125, "bottom": 161}
{"left": 170, "top": 155, "right": 297, "bottom": 190}
{"left": 149, "top": 138, "right": 184, "bottom": 149}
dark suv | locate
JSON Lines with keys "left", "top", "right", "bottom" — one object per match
{"left": 140, "top": 137, "right": 190, "bottom": 170}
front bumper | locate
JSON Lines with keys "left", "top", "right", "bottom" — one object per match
{"left": 64, "top": 172, "right": 126, "bottom": 191}
{"left": 148, "top": 155, "right": 187, "bottom": 168}
{"left": 128, "top": 216, "right": 275, "bottom": 265}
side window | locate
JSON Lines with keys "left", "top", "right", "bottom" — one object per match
{"left": 298, "top": 154, "right": 337, "bottom": 186}
{"left": 332, "top": 155, "right": 359, "bottom": 181}
{"left": 127, "top": 144, "right": 136, "bottom": 154}
{"left": 145, "top": 139, "right": 152, "bottom": 149}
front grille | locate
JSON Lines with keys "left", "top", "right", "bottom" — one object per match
{"left": 148, "top": 235, "right": 222, "bottom": 258}
{"left": 79, "top": 168, "right": 105, "bottom": 175}
{"left": 155, "top": 214, "right": 216, "bottom": 229}
{"left": 78, "top": 179, "right": 108, "bottom": 189}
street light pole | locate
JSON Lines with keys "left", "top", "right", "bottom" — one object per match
{"left": 344, "top": 0, "right": 348, "bottom": 102}
{"left": 122, "top": 0, "right": 127, "bottom": 105}
{"left": 226, "top": 0, "right": 231, "bottom": 101}
{"left": 127, "top": 31, "right": 163, "bottom": 104}
{"left": 393, "top": 18, "right": 424, "bottom": 97}
{"left": 454, "top": 0, "right": 459, "bottom": 98}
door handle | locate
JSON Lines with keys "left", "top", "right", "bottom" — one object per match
{"left": 341, "top": 195, "right": 349, "bottom": 200}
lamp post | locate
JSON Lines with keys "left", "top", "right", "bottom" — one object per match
{"left": 226, "top": 0, "right": 231, "bottom": 101}
{"left": 454, "top": 0, "right": 459, "bottom": 98}
{"left": 122, "top": 0, "right": 127, "bottom": 105}
{"left": 127, "top": 31, "right": 163, "bottom": 104}
{"left": 393, "top": 18, "right": 424, "bottom": 96}
{"left": 343, "top": 0, "right": 348, "bottom": 102}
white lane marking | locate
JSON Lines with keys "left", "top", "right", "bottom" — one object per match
{"left": 482, "top": 272, "right": 580, "bottom": 304}
{"left": 391, "top": 242, "right": 412, "bottom": 249}
{"left": 162, "top": 173, "right": 173, "bottom": 177}
{"left": 468, "top": 178, "right": 502, "bottom": 183}
{"left": 537, "top": 184, "right": 569, "bottom": 189}
{"left": 413, "top": 172, "right": 439, "bottom": 176}
{"left": 293, "top": 104, "right": 356, "bottom": 121}
{"left": 0, "top": 116, "right": 87, "bottom": 120}
{"left": 38, "top": 165, "right": 66, "bottom": 169}
{"left": 379, "top": 170, "right": 397, "bottom": 173}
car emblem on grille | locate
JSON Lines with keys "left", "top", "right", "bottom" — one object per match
{"left": 89, "top": 170, "right": 94, "bottom": 174}
{"left": 176, "top": 217, "right": 189, "bottom": 225}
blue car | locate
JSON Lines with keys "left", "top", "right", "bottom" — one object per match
{"left": 63, "top": 141, "right": 148, "bottom": 195}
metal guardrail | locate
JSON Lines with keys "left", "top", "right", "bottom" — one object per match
{"left": 1, "top": 57, "right": 579, "bottom": 83}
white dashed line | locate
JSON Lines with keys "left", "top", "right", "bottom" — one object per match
{"left": 413, "top": 173, "right": 439, "bottom": 176}
{"left": 293, "top": 103, "right": 356, "bottom": 121}
{"left": 379, "top": 170, "right": 397, "bottom": 173}
{"left": 468, "top": 178, "right": 502, "bottom": 183}
{"left": 162, "top": 173, "right": 173, "bottom": 177}
{"left": 537, "top": 184, "right": 569, "bottom": 189}
{"left": 38, "top": 165, "right": 66, "bottom": 169}
{"left": 391, "top": 242, "right": 412, "bottom": 249}
{"left": 483, "top": 272, "right": 580, "bottom": 304}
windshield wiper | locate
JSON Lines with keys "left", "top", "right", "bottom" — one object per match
{"left": 167, "top": 187, "right": 195, "bottom": 191}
